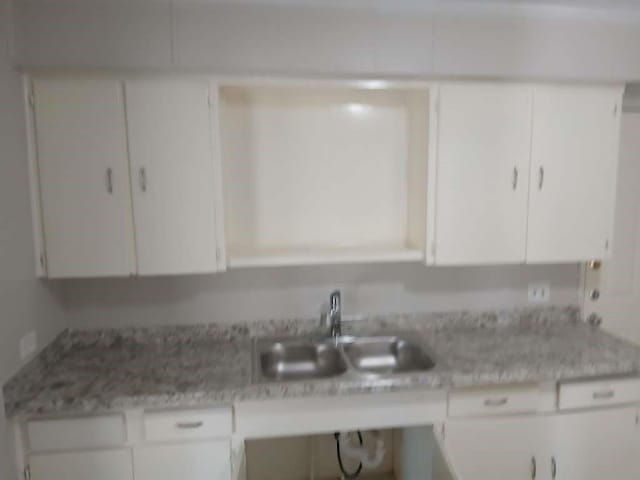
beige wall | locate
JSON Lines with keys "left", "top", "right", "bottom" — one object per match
{"left": 10, "top": 1, "right": 640, "bottom": 81}
{"left": 0, "top": 1, "right": 66, "bottom": 477}
{"left": 61, "top": 263, "right": 580, "bottom": 328}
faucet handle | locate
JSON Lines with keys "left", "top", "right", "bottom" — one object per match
{"left": 330, "top": 290, "right": 341, "bottom": 311}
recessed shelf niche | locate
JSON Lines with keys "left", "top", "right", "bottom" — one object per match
{"left": 218, "top": 83, "right": 431, "bottom": 267}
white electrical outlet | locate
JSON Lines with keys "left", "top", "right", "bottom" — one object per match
{"left": 528, "top": 283, "right": 551, "bottom": 303}
{"left": 19, "top": 330, "right": 38, "bottom": 360}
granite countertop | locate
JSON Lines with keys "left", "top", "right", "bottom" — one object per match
{"left": 5, "top": 306, "right": 640, "bottom": 418}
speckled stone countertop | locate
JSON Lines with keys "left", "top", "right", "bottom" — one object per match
{"left": 5, "top": 306, "right": 640, "bottom": 418}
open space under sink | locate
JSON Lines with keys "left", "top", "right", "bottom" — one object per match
{"left": 244, "top": 426, "right": 454, "bottom": 480}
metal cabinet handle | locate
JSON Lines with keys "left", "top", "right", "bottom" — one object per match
{"left": 593, "top": 389, "right": 615, "bottom": 400}
{"left": 551, "top": 457, "right": 557, "bottom": 480}
{"left": 587, "top": 313, "right": 603, "bottom": 327}
{"left": 538, "top": 166, "right": 545, "bottom": 190}
{"left": 531, "top": 457, "right": 537, "bottom": 480}
{"left": 484, "top": 397, "right": 508, "bottom": 407}
{"left": 512, "top": 167, "right": 519, "bottom": 190}
{"left": 106, "top": 168, "right": 113, "bottom": 194}
{"left": 175, "top": 421, "right": 204, "bottom": 429}
{"left": 139, "top": 167, "right": 147, "bottom": 192}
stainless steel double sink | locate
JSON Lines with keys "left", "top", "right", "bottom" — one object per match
{"left": 254, "top": 334, "right": 435, "bottom": 382}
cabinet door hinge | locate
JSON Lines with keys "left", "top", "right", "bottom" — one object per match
{"left": 24, "top": 465, "right": 31, "bottom": 480}
{"left": 39, "top": 251, "right": 46, "bottom": 270}
{"left": 614, "top": 103, "right": 619, "bottom": 116}
{"left": 440, "top": 423, "right": 446, "bottom": 440}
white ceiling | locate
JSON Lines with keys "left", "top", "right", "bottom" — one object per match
{"left": 14, "top": 0, "right": 640, "bottom": 17}
{"left": 479, "top": 0, "right": 640, "bottom": 6}
{"left": 166, "top": 0, "right": 640, "bottom": 9}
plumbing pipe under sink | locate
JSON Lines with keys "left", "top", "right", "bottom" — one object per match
{"left": 338, "top": 430, "right": 386, "bottom": 470}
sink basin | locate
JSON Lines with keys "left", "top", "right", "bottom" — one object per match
{"left": 254, "top": 334, "right": 435, "bottom": 382}
{"left": 258, "top": 340, "right": 348, "bottom": 381}
{"left": 341, "top": 336, "right": 435, "bottom": 375}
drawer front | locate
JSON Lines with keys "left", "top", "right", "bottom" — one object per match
{"left": 448, "top": 385, "right": 542, "bottom": 417}
{"left": 27, "top": 415, "right": 126, "bottom": 452}
{"left": 559, "top": 377, "right": 640, "bottom": 410}
{"left": 144, "top": 408, "right": 232, "bottom": 442}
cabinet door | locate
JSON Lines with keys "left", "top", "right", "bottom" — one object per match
{"left": 125, "top": 80, "right": 219, "bottom": 275}
{"left": 432, "top": 84, "right": 532, "bottom": 264}
{"left": 33, "top": 78, "right": 134, "bottom": 278}
{"left": 134, "top": 441, "right": 231, "bottom": 480}
{"left": 30, "top": 449, "right": 133, "bottom": 480}
{"left": 527, "top": 85, "right": 623, "bottom": 263}
{"left": 444, "top": 416, "right": 544, "bottom": 480}
{"left": 550, "top": 407, "right": 640, "bottom": 480}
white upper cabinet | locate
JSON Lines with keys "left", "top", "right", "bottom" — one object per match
{"left": 33, "top": 78, "right": 135, "bottom": 278}
{"left": 29, "top": 76, "right": 624, "bottom": 275}
{"left": 527, "top": 85, "right": 623, "bottom": 263}
{"left": 32, "top": 77, "right": 221, "bottom": 278}
{"left": 428, "top": 82, "right": 623, "bottom": 265}
{"left": 430, "top": 83, "right": 533, "bottom": 265}
{"left": 125, "top": 80, "right": 220, "bottom": 275}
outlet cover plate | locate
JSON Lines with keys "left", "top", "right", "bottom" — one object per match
{"left": 528, "top": 283, "right": 551, "bottom": 304}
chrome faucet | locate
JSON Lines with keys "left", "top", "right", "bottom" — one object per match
{"left": 324, "top": 290, "right": 342, "bottom": 338}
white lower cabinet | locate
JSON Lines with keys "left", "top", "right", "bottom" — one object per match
{"left": 23, "top": 409, "right": 234, "bottom": 480}
{"left": 551, "top": 406, "right": 640, "bottom": 480}
{"left": 444, "top": 406, "right": 640, "bottom": 480}
{"left": 29, "top": 449, "right": 134, "bottom": 480}
{"left": 19, "top": 401, "right": 640, "bottom": 480}
{"left": 444, "top": 415, "right": 545, "bottom": 480}
{"left": 134, "top": 441, "right": 231, "bottom": 480}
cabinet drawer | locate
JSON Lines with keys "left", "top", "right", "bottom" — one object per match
{"left": 144, "top": 408, "right": 232, "bottom": 442}
{"left": 559, "top": 377, "right": 640, "bottom": 410}
{"left": 448, "top": 385, "right": 543, "bottom": 417}
{"left": 27, "top": 415, "right": 126, "bottom": 452}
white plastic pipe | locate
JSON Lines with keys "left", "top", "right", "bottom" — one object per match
{"left": 338, "top": 431, "right": 386, "bottom": 470}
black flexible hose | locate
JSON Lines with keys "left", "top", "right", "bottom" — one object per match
{"left": 334, "top": 431, "right": 364, "bottom": 479}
